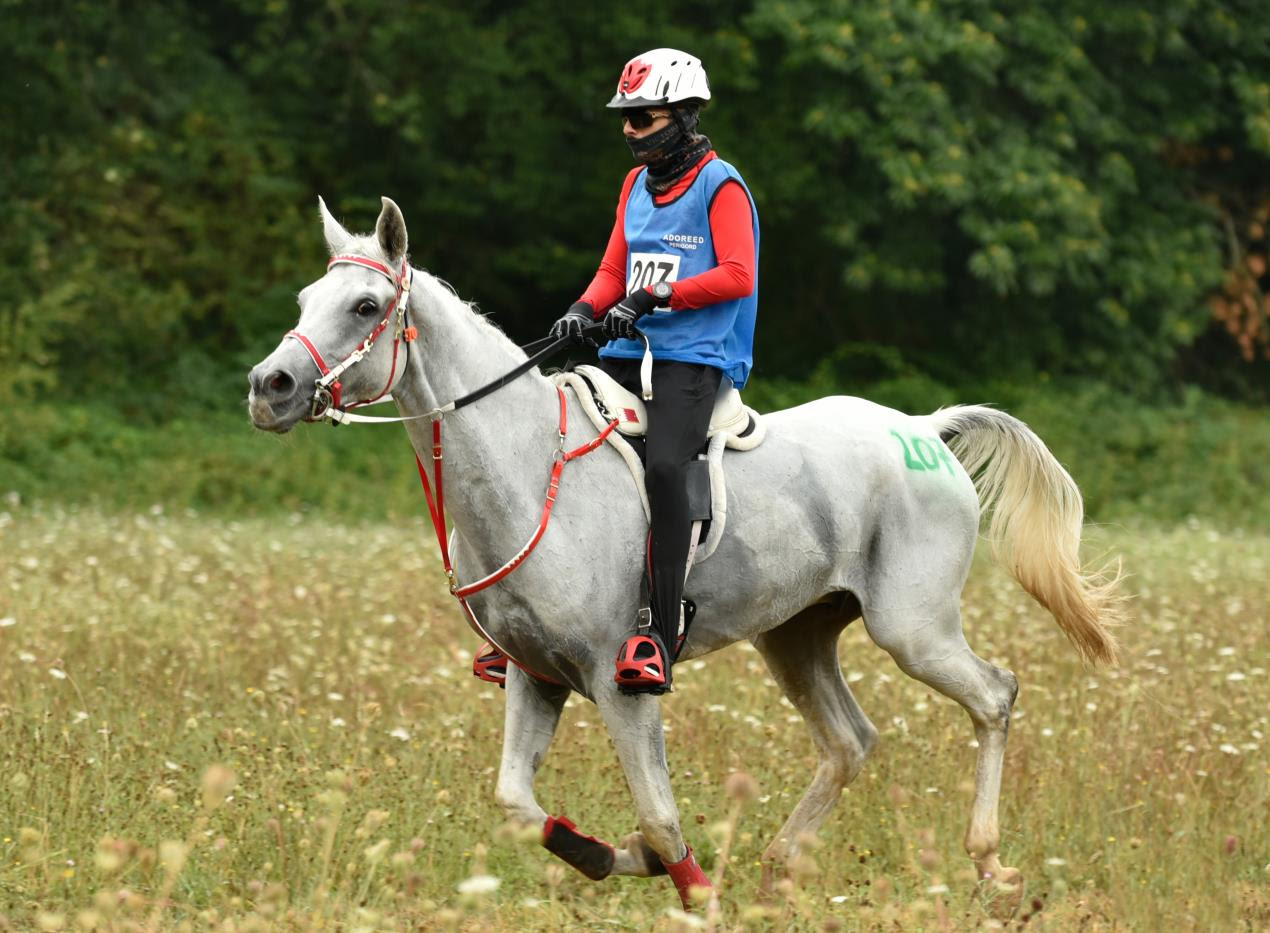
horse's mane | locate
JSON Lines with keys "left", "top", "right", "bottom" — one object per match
{"left": 343, "top": 234, "right": 526, "bottom": 361}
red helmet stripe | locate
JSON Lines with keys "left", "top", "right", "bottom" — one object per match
{"left": 618, "top": 59, "right": 652, "bottom": 94}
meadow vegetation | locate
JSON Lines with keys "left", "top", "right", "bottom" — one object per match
{"left": 5, "top": 2, "right": 1268, "bottom": 927}
{"left": 2, "top": 377, "right": 1267, "bottom": 531}
{"left": 1, "top": 504, "right": 1266, "bottom": 930}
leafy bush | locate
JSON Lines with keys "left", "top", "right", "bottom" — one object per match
{"left": 3, "top": 382, "right": 1265, "bottom": 530}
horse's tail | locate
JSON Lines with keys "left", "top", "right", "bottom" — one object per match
{"left": 927, "top": 405, "right": 1122, "bottom": 666}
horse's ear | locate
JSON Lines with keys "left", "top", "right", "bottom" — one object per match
{"left": 375, "top": 197, "right": 409, "bottom": 265}
{"left": 318, "top": 196, "right": 353, "bottom": 256}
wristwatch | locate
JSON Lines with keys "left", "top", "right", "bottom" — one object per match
{"left": 651, "top": 280, "right": 673, "bottom": 303}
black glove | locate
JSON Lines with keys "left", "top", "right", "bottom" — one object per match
{"left": 603, "top": 288, "right": 659, "bottom": 340}
{"left": 550, "top": 301, "right": 596, "bottom": 344}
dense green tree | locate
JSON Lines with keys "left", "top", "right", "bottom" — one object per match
{"left": 744, "top": 0, "right": 1270, "bottom": 388}
{"left": 2, "top": 0, "right": 1266, "bottom": 411}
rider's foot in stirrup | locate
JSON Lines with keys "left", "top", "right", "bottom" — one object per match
{"left": 473, "top": 642, "right": 508, "bottom": 688}
{"left": 614, "top": 630, "right": 671, "bottom": 695}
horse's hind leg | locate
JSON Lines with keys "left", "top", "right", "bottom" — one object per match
{"left": 864, "top": 597, "right": 1021, "bottom": 886}
{"left": 752, "top": 601, "right": 879, "bottom": 894}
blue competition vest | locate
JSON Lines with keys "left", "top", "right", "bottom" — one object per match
{"left": 598, "top": 158, "right": 760, "bottom": 388}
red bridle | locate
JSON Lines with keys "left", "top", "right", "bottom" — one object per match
{"left": 280, "top": 252, "right": 620, "bottom": 686}
{"left": 286, "top": 254, "right": 417, "bottom": 420}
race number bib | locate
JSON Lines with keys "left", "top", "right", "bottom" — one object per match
{"left": 627, "top": 252, "right": 681, "bottom": 295}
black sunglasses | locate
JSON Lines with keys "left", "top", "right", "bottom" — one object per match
{"left": 621, "top": 109, "right": 671, "bottom": 130}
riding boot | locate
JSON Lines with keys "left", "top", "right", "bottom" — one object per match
{"left": 602, "top": 358, "right": 721, "bottom": 696}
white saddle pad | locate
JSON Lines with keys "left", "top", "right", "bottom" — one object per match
{"left": 551, "top": 366, "right": 766, "bottom": 567}
{"left": 571, "top": 364, "right": 765, "bottom": 450}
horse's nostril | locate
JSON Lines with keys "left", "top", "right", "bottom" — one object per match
{"left": 267, "top": 371, "right": 295, "bottom": 395}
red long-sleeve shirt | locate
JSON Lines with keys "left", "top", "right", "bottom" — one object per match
{"left": 578, "top": 152, "right": 756, "bottom": 314}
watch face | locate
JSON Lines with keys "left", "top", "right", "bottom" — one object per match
{"left": 653, "top": 281, "right": 673, "bottom": 301}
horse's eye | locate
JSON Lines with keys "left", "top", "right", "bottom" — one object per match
{"left": 356, "top": 300, "right": 378, "bottom": 317}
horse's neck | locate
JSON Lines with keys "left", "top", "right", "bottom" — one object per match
{"left": 394, "top": 270, "right": 558, "bottom": 538}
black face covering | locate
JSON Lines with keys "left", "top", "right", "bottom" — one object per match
{"left": 626, "top": 106, "right": 712, "bottom": 195}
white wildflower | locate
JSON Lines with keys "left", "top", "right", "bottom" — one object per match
{"left": 457, "top": 874, "right": 500, "bottom": 895}
{"left": 663, "top": 908, "right": 705, "bottom": 929}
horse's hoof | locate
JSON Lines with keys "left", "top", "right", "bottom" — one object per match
{"left": 994, "top": 866, "right": 1023, "bottom": 886}
{"left": 757, "top": 867, "right": 775, "bottom": 901}
{"left": 616, "top": 832, "right": 669, "bottom": 877}
{"left": 975, "top": 853, "right": 1022, "bottom": 887}
{"left": 975, "top": 859, "right": 1025, "bottom": 918}
{"left": 757, "top": 861, "right": 799, "bottom": 904}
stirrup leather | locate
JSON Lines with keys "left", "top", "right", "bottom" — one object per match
{"left": 472, "top": 642, "right": 508, "bottom": 687}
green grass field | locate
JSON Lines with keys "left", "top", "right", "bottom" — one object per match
{"left": 1, "top": 505, "right": 1266, "bottom": 930}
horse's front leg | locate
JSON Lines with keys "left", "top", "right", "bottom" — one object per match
{"left": 494, "top": 665, "right": 569, "bottom": 826}
{"left": 495, "top": 666, "right": 623, "bottom": 882}
{"left": 594, "top": 687, "right": 714, "bottom": 910}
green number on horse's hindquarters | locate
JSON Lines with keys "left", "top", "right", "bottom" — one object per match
{"left": 891, "top": 430, "right": 957, "bottom": 477}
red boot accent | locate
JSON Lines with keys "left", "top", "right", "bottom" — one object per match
{"left": 614, "top": 634, "right": 668, "bottom": 693}
{"left": 472, "top": 642, "right": 508, "bottom": 687}
{"left": 542, "top": 815, "right": 615, "bottom": 880}
{"left": 663, "top": 846, "right": 712, "bottom": 910}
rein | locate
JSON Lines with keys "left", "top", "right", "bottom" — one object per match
{"left": 281, "top": 255, "right": 615, "bottom": 684}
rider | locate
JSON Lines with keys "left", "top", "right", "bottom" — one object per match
{"left": 550, "top": 48, "right": 760, "bottom": 695}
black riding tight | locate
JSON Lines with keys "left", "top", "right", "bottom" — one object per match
{"left": 598, "top": 358, "right": 722, "bottom": 653}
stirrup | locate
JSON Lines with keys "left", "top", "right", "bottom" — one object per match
{"left": 473, "top": 642, "right": 508, "bottom": 688}
{"left": 614, "top": 633, "right": 669, "bottom": 695}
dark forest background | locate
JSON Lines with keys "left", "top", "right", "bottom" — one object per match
{"left": 2, "top": 0, "right": 1267, "bottom": 523}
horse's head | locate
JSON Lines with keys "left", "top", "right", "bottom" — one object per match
{"left": 248, "top": 197, "right": 413, "bottom": 432}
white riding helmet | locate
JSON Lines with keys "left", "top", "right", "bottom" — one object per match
{"left": 607, "top": 48, "right": 711, "bottom": 109}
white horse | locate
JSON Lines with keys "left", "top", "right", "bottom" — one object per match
{"left": 247, "top": 197, "right": 1121, "bottom": 909}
